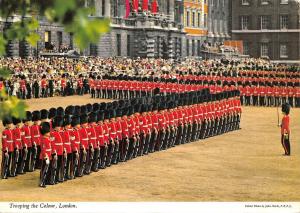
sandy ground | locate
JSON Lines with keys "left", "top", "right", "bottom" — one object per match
{"left": 0, "top": 95, "right": 299, "bottom": 201}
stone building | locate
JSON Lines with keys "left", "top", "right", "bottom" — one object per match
{"left": 183, "top": 0, "right": 209, "bottom": 57}
{"left": 231, "top": 0, "right": 300, "bottom": 62}
{"left": 1, "top": 0, "right": 186, "bottom": 59}
{"left": 207, "top": 0, "right": 231, "bottom": 44}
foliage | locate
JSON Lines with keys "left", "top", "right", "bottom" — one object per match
{"left": 0, "top": 0, "right": 110, "bottom": 120}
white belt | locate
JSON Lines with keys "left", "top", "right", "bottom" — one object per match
{"left": 6, "top": 140, "right": 13, "bottom": 143}
{"left": 34, "top": 135, "right": 40, "bottom": 138}
{"left": 55, "top": 143, "right": 63, "bottom": 145}
{"left": 16, "top": 139, "right": 21, "bottom": 141}
{"left": 46, "top": 149, "right": 52, "bottom": 151}
{"left": 25, "top": 136, "right": 31, "bottom": 139}
{"left": 90, "top": 137, "right": 97, "bottom": 140}
{"left": 74, "top": 142, "right": 80, "bottom": 144}
{"left": 64, "top": 143, "right": 71, "bottom": 145}
{"left": 82, "top": 138, "right": 88, "bottom": 141}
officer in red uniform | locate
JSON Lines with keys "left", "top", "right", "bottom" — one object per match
{"left": 1, "top": 117, "right": 14, "bottom": 179}
{"left": 96, "top": 76, "right": 102, "bottom": 98}
{"left": 11, "top": 117, "right": 23, "bottom": 176}
{"left": 70, "top": 116, "right": 81, "bottom": 178}
{"left": 120, "top": 113, "right": 130, "bottom": 162}
{"left": 62, "top": 115, "right": 73, "bottom": 180}
{"left": 50, "top": 116, "right": 64, "bottom": 184}
{"left": 279, "top": 103, "right": 291, "bottom": 156}
{"left": 21, "top": 111, "right": 32, "bottom": 173}
{"left": 101, "top": 115, "right": 111, "bottom": 168}
{"left": 31, "top": 111, "right": 41, "bottom": 171}
{"left": 39, "top": 122, "right": 52, "bottom": 187}
{"left": 95, "top": 111, "right": 106, "bottom": 169}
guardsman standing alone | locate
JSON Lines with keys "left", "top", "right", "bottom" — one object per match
{"left": 279, "top": 103, "right": 291, "bottom": 156}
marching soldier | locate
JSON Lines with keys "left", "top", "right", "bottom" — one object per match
{"left": 41, "top": 75, "right": 48, "bottom": 98}
{"left": 86, "top": 113, "right": 98, "bottom": 173}
{"left": 39, "top": 122, "right": 52, "bottom": 187}
{"left": 78, "top": 114, "right": 89, "bottom": 176}
{"left": 1, "top": 117, "right": 14, "bottom": 179}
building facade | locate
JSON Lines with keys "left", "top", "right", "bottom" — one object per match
{"left": 1, "top": 0, "right": 187, "bottom": 59}
{"left": 207, "top": 0, "right": 231, "bottom": 44}
{"left": 231, "top": 0, "right": 300, "bottom": 61}
{"left": 183, "top": 0, "right": 208, "bottom": 57}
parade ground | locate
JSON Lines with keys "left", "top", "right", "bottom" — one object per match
{"left": 0, "top": 95, "right": 299, "bottom": 202}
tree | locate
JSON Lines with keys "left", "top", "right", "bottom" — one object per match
{"left": 0, "top": 0, "right": 111, "bottom": 120}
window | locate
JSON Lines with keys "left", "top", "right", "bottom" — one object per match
{"left": 44, "top": 31, "right": 51, "bottom": 49}
{"left": 197, "top": 12, "right": 201, "bottom": 27}
{"left": 204, "top": 14, "right": 207, "bottom": 27}
{"left": 192, "top": 12, "right": 195, "bottom": 27}
{"left": 127, "top": 35, "right": 130, "bottom": 56}
{"left": 102, "top": 0, "right": 105, "bottom": 16}
{"left": 260, "top": 43, "right": 269, "bottom": 57}
{"left": 260, "top": 16, "right": 269, "bottom": 29}
{"left": 241, "top": 16, "right": 249, "bottom": 30}
{"left": 261, "top": 0, "right": 269, "bottom": 5}
{"left": 280, "top": 15, "right": 288, "bottom": 29}
{"left": 241, "top": 0, "right": 250, "bottom": 5}
{"left": 57, "top": 31, "right": 63, "bottom": 47}
{"left": 69, "top": 33, "right": 73, "bottom": 49}
{"left": 243, "top": 42, "right": 250, "bottom": 55}
{"left": 197, "top": 40, "right": 201, "bottom": 56}
{"left": 280, "top": 0, "right": 288, "bottom": 4}
{"left": 186, "top": 11, "right": 190, "bottom": 26}
{"left": 117, "top": 34, "right": 121, "bottom": 56}
{"left": 280, "top": 44, "right": 288, "bottom": 58}
{"left": 192, "top": 40, "right": 195, "bottom": 56}
{"left": 186, "top": 39, "right": 189, "bottom": 56}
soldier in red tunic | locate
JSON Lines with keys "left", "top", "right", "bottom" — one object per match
{"left": 49, "top": 116, "right": 64, "bottom": 184}
{"left": 30, "top": 111, "right": 41, "bottom": 171}
{"left": 70, "top": 116, "right": 81, "bottom": 178}
{"left": 61, "top": 74, "right": 67, "bottom": 96}
{"left": 41, "top": 75, "right": 48, "bottom": 98}
{"left": 86, "top": 113, "right": 98, "bottom": 173}
{"left": 89, "top": 76, "right": 96, "bottom": 98}
{"left": 11, "top": 117, "right": 23, "bottom": 176}
{"left": 21, "top": 111, "right": 32, "bottom": 173}
{"left": 39, "top": 122, "right": 52, "bottom": 187}
{"left": 78, "top": 114, "right": 89, "bottom": 176}
{"left": 280, "top": 103, "right": 291, "bottom": 156}
{"left": 62, "top": 115, "right": 73, "bottom": 180}
{"left": 1, "top": 117, "right": 14, "bottom": 179}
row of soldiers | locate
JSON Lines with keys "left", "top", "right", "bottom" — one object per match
{"left": 1, "top": 89, "right": 242, "bottom": 187}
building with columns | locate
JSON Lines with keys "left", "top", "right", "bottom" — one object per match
{"left": 207, "top": 0, "right": 231, "bottom": 44}
{"left": 183, "top": 0, "right": 209, "bottom": 57}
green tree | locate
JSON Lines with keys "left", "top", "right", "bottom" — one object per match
{"left": 0, "top": 0, "right": 110, "bottom": 120}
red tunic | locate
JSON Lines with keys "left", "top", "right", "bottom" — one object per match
{"left": 95, "top": 124, "right": 105, "bottom": 146}
{"left": 87, "top": 124, "right": 98, "bottom": 148}
{"left": 79, "top": 128, "right": 89, "bottom": 150}
{"left": 12, "top": 127, "right": 23, "bottom": 149}
{"left": 121, "top": 119, "right": 129, "bottom": 139}
{"left": 62, "top": 128, "right": 73, "bottom": 154}
{"left": 50, "top": 130, "right": 64, "bottom": 155}
{"left": 40, "top": 136, "right": 52, "bottom": 160}
{"left": 70, "top": 128, "right": 81, "bottom": 152}
{"left": 21, "top": 125, "right": 32, "bottom": 148}
{"left": 281, "top": 115, "right": 290, "bottom": 135}
{"left": 2, "top": 129, "right": 14, "bottom": 152}
{"left": 31, "top": 125, "right": 41, "bottom": 146}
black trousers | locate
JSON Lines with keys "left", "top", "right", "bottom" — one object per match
{"left": 281, "top": 134, "right": 290, "bottom": 155}
{"left": 1, "top": 151, "right": 12, "bottom": 179}
{"left": 39, "top": 158, "right": 50, "bottom": 187}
